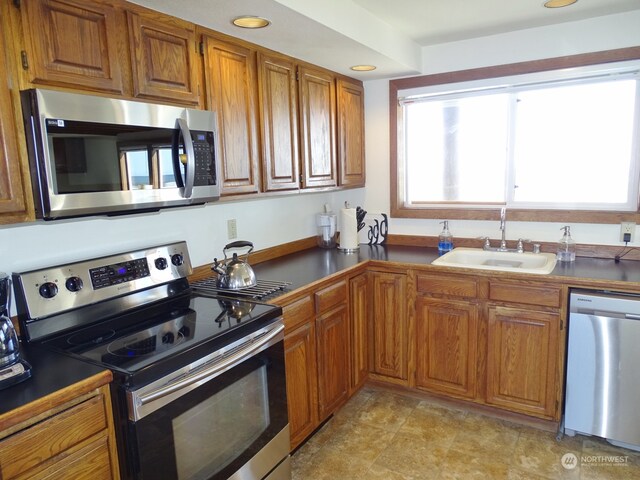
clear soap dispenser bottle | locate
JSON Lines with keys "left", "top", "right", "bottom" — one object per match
{"left": 557, "top": 226, "right": 576, "bottom": 262}
{"left": 438, "top": 221, "right": 454, "bottom": 255}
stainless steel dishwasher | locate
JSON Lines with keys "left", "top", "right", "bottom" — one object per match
{"left": 565, "top": 289, "right": 640, "bottom": 450}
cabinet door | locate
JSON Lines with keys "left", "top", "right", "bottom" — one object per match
{"left": 316, "top": 305, "right": 350, "bottom": 421}
{"left": 349, "top": 272, "right": 369, "bottom": 393}
{"left": 486, "top": 305, "right": 559, "bottom": 419}
{"left": 257, "top": 52, "right": 300, "bottom": 192}
{"left": 127, "top": 9, "right": 200, "bottom": 105}
{"left": 337, "top": 79, "right": 365, "bottom": 187}
{"left": 284, "top": 321, "right": 318, "bottom": 451}
{"left": 19, "top": 0, "right": 123, "bottom": 94}
{"left": 0, "top": 23, "right": 30, "bottom": 221}
{"left": 415, "top": 297, "right": 478, "bottom": 399}
{"left": 370, "top": 272, "right": 407, "bottom": 381}
{"left": 204, "top": 36, "right": 260, "bottom": 195}
{"left": 298, "top": 66, "right": 337, "bottom": 189}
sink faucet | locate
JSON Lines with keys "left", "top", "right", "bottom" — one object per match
{"left": 499, "top": 207, "right": 507, "bottom": 250}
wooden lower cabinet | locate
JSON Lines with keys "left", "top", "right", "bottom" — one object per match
{"left": 486, "top": 305, "right": 559, "bottom": 419}
{"left": 349, "top": 272, "right": 369, "bottom": 393}
{"left": 370, "top": 271, "right": 408, "bottom": 382}
{"left": 316, "top": 305, "right": 350, "bottom": 420}
{"left": 0, "top": 385, "right": 119, "bottom": 479}
{"left": 415, "top": 297, "right": 478, "bottom": 399}
{"left": 284, "top": 319, "right": 318, "bottom": 450}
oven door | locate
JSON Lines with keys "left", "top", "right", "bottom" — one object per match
{"left": 126, "top": 321, "right": 289, "bottom": 480}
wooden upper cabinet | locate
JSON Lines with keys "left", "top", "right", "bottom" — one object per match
{"left": 257, "top": 52, "right": 300, "bottom": 192}
{"left": 298, "top": 66, "right": 337, "bottom": 189}
{"left": 127, "top": 9, "right": 200, "bottom": 105}
{"left": 18, "top": 0, "right": 124, "bottom": 94}
{"left": 203, "top": 36, "right": 261, "bottom": 195}
{"left": 0, "top": 12, "right": 31, "bottom": 223}
{"left": 337, "top": 79, "right": 365, "bottom": 187}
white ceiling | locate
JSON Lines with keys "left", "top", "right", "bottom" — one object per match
{"left": 132, "top": 0, "right": 640, "bottom": 80}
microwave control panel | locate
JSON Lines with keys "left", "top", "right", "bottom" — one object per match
{"left": 191, "top": 130, "right": 216, "bottom": 186}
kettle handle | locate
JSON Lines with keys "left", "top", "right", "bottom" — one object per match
{"left": 223, "top": 241, "right": 254, "bottom": 256}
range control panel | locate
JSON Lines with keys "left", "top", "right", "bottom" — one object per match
{"left": 13, "top": 242, "right": 192, "bottom": 321}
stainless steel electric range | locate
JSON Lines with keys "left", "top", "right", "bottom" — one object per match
{"left": 13, "top": 242, "right": 290, "bottom": 480}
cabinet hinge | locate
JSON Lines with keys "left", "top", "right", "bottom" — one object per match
{"left": 295, "top": 70, "right": 299, "bottom": 82}
{"left": 199, "top": 41, "right": 204, "bottom": 55}
{"left": 13, "top": 0, "right": 20, "bottom": 9}
{"left": 560, "top": 319, "right": 564, "bottom": 330}
{"left": 20, "top": 51, "right": 29, "bottom": 70}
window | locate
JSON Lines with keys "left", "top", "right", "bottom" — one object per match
{"left": 391, "top": 48, "right": 640, "bottom": 223}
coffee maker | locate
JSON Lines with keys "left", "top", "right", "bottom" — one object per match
{"left": 0, "top": 273, "right": 31, "bottom": 389}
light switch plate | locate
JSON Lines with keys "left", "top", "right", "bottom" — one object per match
{"left": 620, "top": 222, "right": 635, "bottom": 243}
{"left": 227, "top": 219, "right": 237, "bottom": 239}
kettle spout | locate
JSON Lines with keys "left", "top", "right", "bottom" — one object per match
{"left": 211, "top": 258, "right": 226, "bottom": 276}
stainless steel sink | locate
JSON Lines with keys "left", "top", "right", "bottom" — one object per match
{"left": 431, "top": 247, "right": 557, "bottom": 275}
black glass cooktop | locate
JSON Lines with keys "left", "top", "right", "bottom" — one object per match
{"left": 40, "top": 292, "right": 281, "bottom": 378}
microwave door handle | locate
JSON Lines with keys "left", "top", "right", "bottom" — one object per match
{"left": 176, "top": 118, "right": 195, "bottom": 198}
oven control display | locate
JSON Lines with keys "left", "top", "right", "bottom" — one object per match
{"left": 89, "top": 258, "right": 150, "bottom": 290}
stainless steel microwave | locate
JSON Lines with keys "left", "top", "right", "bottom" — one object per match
{"left": 21, "top": 89, "right": 220, "bottom": 219}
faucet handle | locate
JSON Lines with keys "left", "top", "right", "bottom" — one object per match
{"left": 477, "top": 236, "right": 491, "bottom": 249}
{"left": 516, "top": 238, "right": 531, "bottom": 253}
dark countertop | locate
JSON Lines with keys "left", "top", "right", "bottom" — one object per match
{"left": 0, "top": 345, "right": 110, "bottom": 419}
{"left": 4, "top": 243, "right": 640, "bottom": 427}
{"left": 252, "top": 244, "right": 640, "bottom": 299}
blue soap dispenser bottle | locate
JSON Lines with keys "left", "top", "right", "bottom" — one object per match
{"left": 438, "top": 221, "right": 454, "bottom": 255}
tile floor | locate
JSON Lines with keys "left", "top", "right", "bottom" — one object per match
{"left": 291, "top": 385, "right": 640, "bottom": 480}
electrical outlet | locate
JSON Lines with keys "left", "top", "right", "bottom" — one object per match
{"left": 620, "top": 222, "right": 635, "bottom": 243}
{"left": 227, "top": 219, "right": 237, "bottom": 240}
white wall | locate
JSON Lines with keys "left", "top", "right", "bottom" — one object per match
{"left": 364, "top": 10, "right": 640, "bottom": 247}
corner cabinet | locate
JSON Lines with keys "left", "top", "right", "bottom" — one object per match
{"left": 369, "top": 270, "right": 408, "bottom": 384}
{"left": 203, "top": 35, "right": 261, "bottom": 195}
{"left": 337, "top": 79, "right": 365, "bottom": 187}
{"left": 17, "top": 0, "right": 125, "bottom": 94}
{"left": 298, "top": 66, "right": 337, "bottom": 189}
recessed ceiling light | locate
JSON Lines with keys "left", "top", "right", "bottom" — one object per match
{"left": 232, "top": 16, "right": 271, "bottom": 29}
{"left": 350, "top": 65, "right": 377, "bottom": 72}
{"left": 544, "top": 0, "right": 578, "bottom": 8}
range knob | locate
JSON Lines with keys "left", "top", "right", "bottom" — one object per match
{"left": 65, "top": 276, "right": 83, "bottom": 292}
{"left": 39, "top": 282, "right": 58, "bottom": 299}
{"left": 155, "top": 257, "right": 168, "bottom": 270}
{"left": 171, "top": 253, "right": 184, "bottom": 266}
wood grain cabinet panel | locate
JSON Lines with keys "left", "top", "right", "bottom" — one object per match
{"left": 486, "top": 305, "right": 559, "bottom": 419}
{"left": 314, "top": 280, "right": 347, "bottom": 314}
{"left": 415, "top": 297, "right": 478, "bottom": 399}
{"left": 127, "top": 9, "right": 200, "bottom": 105}
{"left": 298, "top": 66, "right": 337, "bottom": 189}
{"left": 337, "top": 79, "right": 365, "bottom": 187}
{"left": 370, "top": 271, "right": 408, "bottom": 381}
{"left": 349, "top": 272, "right": 369, "bottom": 393}
{"left": 0, "top": 21, "right": 30, "bottom": 222}
{"left": 19, "top": 0, "right": 124, "bottom": 94}
{"left": 284, "top": 320, "right": 318, "bottom": 451}
{"left": 257, "top": 52, "right": 300, "bottom": 192}
{"left": 0, "top": 386, "right": 119, "bottom": 479}
{"left": 204, "top": 36, "right": 260, "bottom": 195}
{"left": 316, "top": 305, "right": 350, "bottom": 420}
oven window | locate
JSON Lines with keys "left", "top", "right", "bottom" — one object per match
{"left": 131, "top": 341, "right": 288, "bottom": 480}
{"left": 173, "top": 367, "right": 269, "bottom": 479}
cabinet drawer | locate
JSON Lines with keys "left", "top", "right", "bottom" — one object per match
{"left": 489, "top": 282, "right": 561, "bottom": 308}
{"left": 315, "top": 280, "right": 347, "bottom": 314}
{"left": 0, "top": 394, "right": 107, "bottom": 479}
{"left": 417, "top": 275, "right": 478, "bottom": 298}
{"left": 283, "top": 295, "right": 314, "bottom": 332}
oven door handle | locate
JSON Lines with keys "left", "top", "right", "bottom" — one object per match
{"left": 129, "top": 322, "right": 284, "bottom": 421}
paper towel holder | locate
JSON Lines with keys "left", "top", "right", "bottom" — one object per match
{"left": 338, "top": 202, "right": 360, "bottom": 254}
